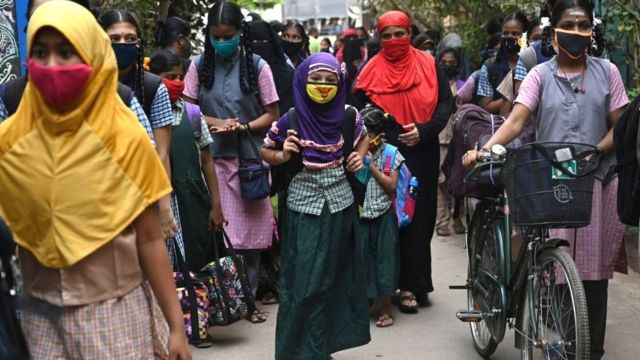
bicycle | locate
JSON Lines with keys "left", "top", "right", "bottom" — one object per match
{"left": 452, "top": 142, "right": 601, "bottom": 360}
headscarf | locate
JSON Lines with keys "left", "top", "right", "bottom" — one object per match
{"left": 354, "top": 11, "right": 439, "bottom": 126}
{"left": 336, "top": 28, "right": 365, "bottom": 64}
{"left": 0, "top": 1, "right": 171, "bottom": 269}
{"left": 248, "top": 20, "right": 294, "bottom": 113}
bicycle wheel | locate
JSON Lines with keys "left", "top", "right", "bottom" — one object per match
{"left": 466, "top": 201, "right": 501, "bottom": 358}
{"left": 520, "top": 248, "right": 590, "bottom": 360}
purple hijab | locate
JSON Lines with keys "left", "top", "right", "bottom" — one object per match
{"left": 293, "top": 53, "right": 347, "bottom": 148}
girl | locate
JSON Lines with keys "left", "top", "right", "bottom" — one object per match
{"left": 281, "top": 22, "right": 309, "bottom": 67}
{"left": 0, "top": 2, "right": 189, "bottom": 358}
{"left": 463, "top": 1, "right": 630, "bottom": 358}
{"left": 149, "top": 50, "right": 225, "bottom": 272}
{"left": 262, "top": 52, "right": 370, "bottom": 359}
{"left": 359, "top": 106, "right": 402, "bottom": 328}
{"left": 155, "top": 17, "right": 193, "bottom": 69}
{"left": 353, "top": 11, "right": 454, "bottom": 314}
{"left": 182, "top": 1, "right": 279, "bottom": 324}
{"left": 100, "top": 10, "right": 178, "bottom": 248}
{"left": 476, "top": 12, "right": 529, "bottom": 114}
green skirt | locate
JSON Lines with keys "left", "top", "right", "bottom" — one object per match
{"left": 275, "top": 205, "right": 370, "bottom": 360}
{"left": 359, "top": 209, "right": 400, "bottom": 298}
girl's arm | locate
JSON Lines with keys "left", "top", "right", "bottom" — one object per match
{"left": 479, "top": 96, "right": 506, "bottom": 114}
{"left": 134, "top": 206, "right": 190, "bottom": 360}
{"left": 200, "top": 150, "right": 225, "bottom": 230}
{"left": 242, "top": 103, "right": 279, "bottom": 132}
{"left": 261, "top": 129, "right": 300, "bottom": 166}
{"left": 153, "top": 126, "right": 178, "bottom": 239}
{"left": 346, "top": 131, "right": 369, "bottom": 172}
{"left": 597, "top": 107, "right": 627, "bottom": 153}
{"left": 370, "top": 162, "right": 399, "bottom": 194}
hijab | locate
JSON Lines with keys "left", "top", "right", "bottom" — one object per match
{"left": 0, "top": 1, "right": 171, "bottom": 269}
{"left": 354, "top": 11, "right": 439, "bottom": 126}
{"left": 248, "top": 20, "right": 294, "bottom": 114}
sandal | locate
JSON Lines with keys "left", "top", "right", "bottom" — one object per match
{"left": 248, "top": 309, "right": 267, "bottom": 324}
{"left": 437, "top": 227, "right": 451, "bottom": 236}
{"left": 191, "top": 339, "right": 213, "bottom": 349}
{"left": 376, "top": 313, "right": 395, "bottom": 328}
{"left": 262, "top": 291, "right": 279, "bottom": 305}
{"left": 398, "top": 293, "right": 418, "bottom": 314}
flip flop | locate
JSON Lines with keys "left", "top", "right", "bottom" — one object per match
{"left": 398, "top": 293, "right": 418, "bottom": 314}
{"left": 375, "top": 313, "right": 395, "bottom": 328}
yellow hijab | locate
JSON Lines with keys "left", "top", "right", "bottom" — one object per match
{"left": 0, "top": 1, "right": 171, "bottom": 269}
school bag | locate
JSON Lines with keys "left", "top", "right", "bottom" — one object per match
{"left": 443, "top": 103, "right": 535, "bottom": 199}
{"left": 381, "top": 143, "right": 418, "bottom": 228}
{"left": 269, "top": 106, "right": 364, "bottom": 203}
{"left": 613, "top": 95, "right": 640, "bottom": 226}
{"left": 0, "top": 76, "right": 134, "bottom": 117}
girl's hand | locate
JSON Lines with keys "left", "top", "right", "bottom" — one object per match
{"left": 398, "top": 124, "right": 420, "bottom": 147}
{"left": 207, "top": 117, "right": 239, "bottom": 134}
{"left": 160, "top": 208, "right": 178, "bottom": 239}
{"left": 281, "top": 129, "right": 300, "bottom": 163}
{"left": 462, "top": 149, "right": 480, "bottom": 169}
{"left": 209, "top": 205, "right": 226, "bottom": 231}
{"left": 168, "top": 328, "right": 191, "bottom": 360}
{"left": 346, "top": 152, "right": 364, "bottom": 172}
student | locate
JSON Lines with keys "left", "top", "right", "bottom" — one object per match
{"left": 354, "top": 11, "right": 454, "bottom": 314}
{"left": 320, "top": 37, "right": 334, "bottom": 54}
{"left": 155, "top": 17, "right": 194, "bottom": 69}
{"left": 476, "top": 12, "right": 529, "bottom": 114}
{"left": 100, "top": 10, "right": 178, "bottom": 246}
{"left": 359, "top": 106, "right": 402, "bottom": 328}
{"left": 262, "top": 52, "right": 370, "bottom": 360}
{"left": 149, "top": 50, "right": 225, "bottom": 272}
{"left": 0, "top": 2, "right": 189, "bottom": 358}
{"left": 182, "top": 1, "right": 279, "bottom": 324}
{"left": 280, "top": 22, "right": 309, "bottom": 67}
{"left": 463, "top": 1, "right": 630, "bottom": 358}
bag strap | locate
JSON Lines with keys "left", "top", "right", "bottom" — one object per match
{"left": 142, "top": 71, "right": 162, "bottom": 118}
{"left": 173, "top": 238, "right": 200, "bottom": 343}
{"left": 212, "top": 229, "right": 237, "bottom": 261}
{"left": 286, "top": 108, "right": 304, "bottom": 175}
{"left": 183, "top": 102, "right": 202, "bottom": 135}
{"left": 116, "top": 83, "right": 133, "bottom": 107}
{"left": 382, "top": 143, "right": 397, "bottom": 176}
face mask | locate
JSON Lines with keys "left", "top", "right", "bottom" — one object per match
{"left": 555, "top": 29, "right": 592, "bottom": 59}
{"left": 281, "top": 39, "right": 303, "bottom": 57}
{"left": 210, "top": 33, "right": 240, "bottom": 59}
{"left": 441, "top": 65, "right": 460, "bottom": 79}
{"left": 381, "top": 37, "right": 411, "bottom": 61}
{"left": 27, "top": 59, "right": 93, "bottom": 108}
{"left": 112, "top": 43, "right": 139, "bottom": 70}
{"left": 306, "top": 82, "right": 338, "bottom": 104}
{"left": 252, "top": 42, "right": 275, "bottom": 63}
{"left": 369, "top": 133, "right": 384, "bottom": 151}
{"left": 501, "top": 37, "right": 521, "bottom": 55}
{"left": 162, "top": 78, "right": 185, "bottom": 104}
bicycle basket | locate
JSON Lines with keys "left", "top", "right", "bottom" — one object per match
{"left": 501, "top": 142, "right": 600, "bottom": 228}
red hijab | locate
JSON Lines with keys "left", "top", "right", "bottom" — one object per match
{"left": 355, "top": 11, "right": 439, "bottom": 126}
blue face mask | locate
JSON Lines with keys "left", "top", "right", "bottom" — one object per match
{"left": 210, "top": 33, "right": 240, "bottom": 59}
{"left": 112, "top": 43, "right": 138, "bottom": 70}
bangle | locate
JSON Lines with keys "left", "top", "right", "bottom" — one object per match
{"left": 245, "top": 122, "right": 252, "bottom": 133}
{"left": 159, "top": 216, "right": 174, "bottom": 226}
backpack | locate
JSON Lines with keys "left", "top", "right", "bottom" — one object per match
{"left": 1, "top": 76, "right": 133, "bottom": 117}
{"left": 442, "top": 103, "right": 535, "bottom": 198}
{"left": 381, "top": 143, "right": 417, "bottom": 228}
{"left": 613, "top": 95, "right": 640, "bottom": 226}
{"left": 269, "top": 106, "right": 360, "bottom": 199}
{"left": 141, "top": 71, "right": 163, "bottom": 118}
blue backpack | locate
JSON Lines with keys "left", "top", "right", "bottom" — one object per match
{"left": 381, "top": 144, "right": 418, "bottom": 228}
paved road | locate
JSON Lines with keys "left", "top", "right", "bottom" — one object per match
{"left": 194, "top": 233, "right": 640, "bottom": 359}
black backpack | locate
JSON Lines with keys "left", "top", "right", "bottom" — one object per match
{"left": 613, "top": 95, "right": 640, "bottom": 226}
{"left": 270, "top": 106, "right": 362, "bottom": 202}
{"left": 1, "top": 76, "right": 134, "bottom": 117}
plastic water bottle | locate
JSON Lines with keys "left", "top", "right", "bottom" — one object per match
{"left": 355, "top": 157, "right": 372, "bottom": 185}
{"left": 409, "top": 177, "right": 419, "bottom": 198}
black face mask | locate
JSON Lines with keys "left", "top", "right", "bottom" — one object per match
{"left": 281, "top": 38, "right": 303, "bottom": 57}
{"left": 440, "top": 65, "right": 460, "bottom": 79}
{"left": 501, "top": 37, "right": 521, "bottom": 55}
{"left": 555, "top": 30, "right": 591, "bottom": 59}
{"left": 251, "top": 42, "right": 276, "bottom": 64}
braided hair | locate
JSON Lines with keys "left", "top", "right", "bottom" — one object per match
{"left": 361, "top": 105, "right": 393, "bottom": 136}
{"left": 155, "top": 17, "right": 191, "bottom": 49}
{"left": 99, "top": 9, "right": 147, "bottom": 110}
{"left": 201, "top": 1, "right": 257, "bottom": 94}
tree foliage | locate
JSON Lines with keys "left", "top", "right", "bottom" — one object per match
{"left": 604, "top": 0, "right": 640, "bottom": 95}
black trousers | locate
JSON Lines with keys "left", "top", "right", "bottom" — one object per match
{"left": 398, "top": 142, "right": 439, "bottom": 295}
{"left": 584, "top": 280, "right": 609, "bottom": 360}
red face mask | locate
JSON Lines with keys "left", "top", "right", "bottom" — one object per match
{"left": 382, "top": 37, "right": 411, "bottom": 61}
{"left": 162, "top": 78, "right": 185, "bottom": 104}
{"left": 27, "top": 59, "right": 93, "bottom": 108}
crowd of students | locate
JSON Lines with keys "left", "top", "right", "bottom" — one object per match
{"left": 0, "top": 0, "right": 633, "bottom": 359}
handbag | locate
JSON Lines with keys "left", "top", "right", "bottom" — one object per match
{"left": 237, "top": 129, "right": 271, "bottom": 200}
{"left": 202, "top": 230, "right": 256, "bottom": 326}
{"left": 172, "top": 239, "right": 211, "bottom": 346}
